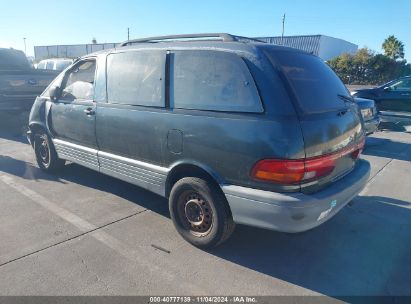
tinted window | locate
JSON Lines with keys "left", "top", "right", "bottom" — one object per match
{"left": 171, "top": 50, "right": 262, "bottom": 112}
{"left": 61, "top": 60, "right": 96, "bottom": 101}
{"left": 389, "top": 79, "right": 411, "bottom": 91}
{"left": 107, "top": 51, "right": 165, "bottom": 107}
{"left": 266, "top": 50, "right": 349, "bottom": 113}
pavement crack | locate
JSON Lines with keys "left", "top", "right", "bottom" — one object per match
{"left": 0, "top": 209, "right": 148, "bottom": 269}
{"left": 361, "top": 158, "right": 394, "bottom": 195}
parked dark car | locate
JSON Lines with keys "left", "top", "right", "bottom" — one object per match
{"left": 27, "top": 33, "right": 370, "bottom": 248}
{"left": 351, "top": 76, "right": 411, "bottom": 124}
{"left": 355, "top": 97, "right": 380, "bottom": 134}
{"left": 0, "top": 48, "right": 57, "bottom": 113}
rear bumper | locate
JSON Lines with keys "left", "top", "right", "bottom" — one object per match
{"left": 222, "top": 159, "right": 370, "bottom": 233}
{"left": 364, "top": 116, "right": 380, "bottom": 134}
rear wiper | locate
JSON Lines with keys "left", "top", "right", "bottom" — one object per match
{"left": 338, "top": 94, "right": 355, "bottom": 103}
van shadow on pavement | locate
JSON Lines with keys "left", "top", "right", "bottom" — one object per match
{"left": 209, "top": 195, "right": 411, "bottom": 297}
{"left": 0, "top": 154, "right": 170, "bottom": 218}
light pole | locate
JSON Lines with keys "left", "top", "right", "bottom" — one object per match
{"left": 281, "top": 14, "right": 285, "bottom": 45}
{"left": 23, "top": 37, "right": 27, "bottom": 55}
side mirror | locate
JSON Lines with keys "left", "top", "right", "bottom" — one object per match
{"left": 383, "top": 86, "right": 391, "bottom": 92}
{"left": 49, "top": 86, "right": 61, "bottom": 101}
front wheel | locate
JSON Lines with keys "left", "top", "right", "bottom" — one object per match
{"left": 34, "top": 132, "right": 65, "bottom": 172}
{"left": 169, "top": 177, "right": 235, "bottom": 248}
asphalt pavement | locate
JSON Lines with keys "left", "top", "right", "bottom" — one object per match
{"left": 0, "top": 119, "right": 410, "bottom": 297}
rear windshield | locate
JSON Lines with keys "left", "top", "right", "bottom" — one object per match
{"left": 0, "top": 49, "right": 30, "bottom": 70}
{"left": 266, "top": 50, "right": 349, "bottom": 113}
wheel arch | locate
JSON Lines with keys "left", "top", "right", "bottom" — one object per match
{"left": 165, "top": 161, "right": 225, "bottom": 198}
{"left": 29, "top": 121, "right": 48, "bottom": 133}
{"left": 27, "top": 122, "right": 50, "bottom": 147}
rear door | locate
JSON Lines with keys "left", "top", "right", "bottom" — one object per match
{"left": 378, "top": 78, "right": 411, "bottom": 113}
{"left": 265, "top": 50, "right": 364, "bottom": 191}
{"left": 95, "top": 50, "right": 167, "bottom": 195}
{"left": 48, "top": 58, "right": 98, "bottom": 149}
{"left": 96, "top": 50, "right": 166, "bottom": 163}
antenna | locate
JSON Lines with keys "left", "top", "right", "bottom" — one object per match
{"left": 23, "top": 37, "right": 27, "bottom": 55}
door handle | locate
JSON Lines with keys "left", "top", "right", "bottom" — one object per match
{"left": 84, "top": 108, "right": 95, "bottom": 115}
{"left": 400, "top": 93, "right": 410, "bottom": 96}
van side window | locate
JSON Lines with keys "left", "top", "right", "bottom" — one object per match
{"left": 106, "top": 51, "right": 165, "bottom": 107}
{"left": 170, "top": 50, "right": 263, "bottom": 113}
{"left": 60, "top": 60, "right": 96, "bottom": 101}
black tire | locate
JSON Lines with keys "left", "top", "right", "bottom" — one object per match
{"left": 169, "top": 177, "right": 235, "bottom": 248}
{"left": 34, "top": 131, "right": 65, "bottom": 172}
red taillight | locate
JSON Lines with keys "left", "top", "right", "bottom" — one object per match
{"left": 251, "top": 138, "right": 365, "bottom": 184}
{"left": 251, "top": 159, "right": 306, "bottom": 184}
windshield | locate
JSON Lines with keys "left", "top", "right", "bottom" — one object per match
{"left": 0, "top": 48, "right": 30, "bottom": 70}
{"left": 265, "top": 50, "right": 349, "bottom": 113}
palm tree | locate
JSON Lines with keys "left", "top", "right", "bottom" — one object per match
{"left": 382, "top": 35, "right": 404, "bottom": 60}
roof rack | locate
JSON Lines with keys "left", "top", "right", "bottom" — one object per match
{"left": 120, "top": 33, "right": 265, "bottom": 47}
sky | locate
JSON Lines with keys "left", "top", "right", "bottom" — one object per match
{"left": 1, "top": 0, "right": 410, "bottom": 61}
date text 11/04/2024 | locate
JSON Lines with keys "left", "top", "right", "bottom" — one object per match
{"left": 149, "top": 297, "right": 257, "bottom": 303}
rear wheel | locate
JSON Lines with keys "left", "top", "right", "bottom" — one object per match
{"left": 169, "top": 177, "right": 235, "bottom": 248}
{"left": 34, "top": 132, "right": 65, "bottom": 172}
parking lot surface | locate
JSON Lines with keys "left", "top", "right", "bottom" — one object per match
{"left": 0, "top": 124, "right": 410, "bottom": 296}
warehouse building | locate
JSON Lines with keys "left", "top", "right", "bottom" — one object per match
{"left": 34, "top": 34, "right": 357, "bottom": 61}
{"left": 256, "top": 35, "right": 358, "bottom": 61}
{"left": 34, "top": 43, "right": 117, "bottom": 60}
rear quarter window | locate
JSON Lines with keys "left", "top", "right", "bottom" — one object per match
{"left": 170, "top": 50, "right": 263, "bottom": 113}
{"left": 266, "top": 50, "right": 349, "bottom": 113}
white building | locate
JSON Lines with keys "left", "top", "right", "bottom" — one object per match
{"left": 34, "top": 43, "right": 117, "bottom": 60}
{"left": 256, "top": 35, "right": 358, "bottom": 61}
{"left": 34, "top": 35, "right": 358, "bottom": 61}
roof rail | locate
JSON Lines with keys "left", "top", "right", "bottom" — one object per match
{"left": 120, "top": 33, "right": 265, "bottom": 46}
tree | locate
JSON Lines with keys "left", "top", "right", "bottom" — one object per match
{"left": 368, "top": 54, "right": 398, "bottom": 83}
{"left": 328, "top": 48, "right": 411, "bottom": 85}
{"left": 92, "top": 37, "right": 97, "bottom": 44}
{"left": 328, "top": 48, "right": 373, "bottom": 84}
{"left": 382, "top": 35, "right": 404, "bottom": 60}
